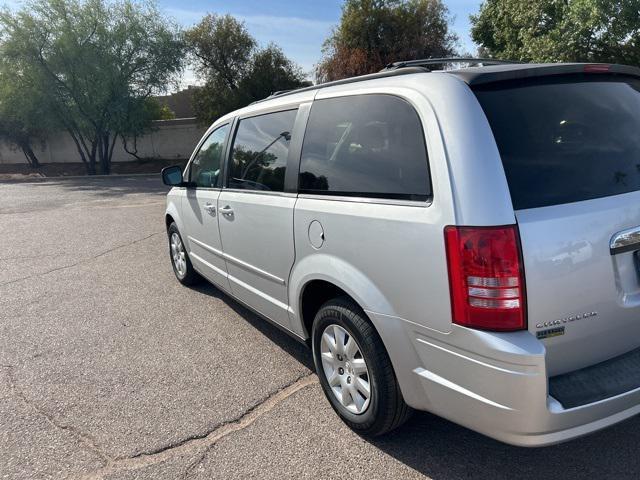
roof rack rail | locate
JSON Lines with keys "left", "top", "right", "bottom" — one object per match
{"left": 249, "top": 66, "right": 429, "bottom": 105}
{"left": 268, "top": 89, "right": 294, "bottom": 98}
{"left": 249, "top": 58, "right": 522, "bottom": 106}
{"left": 382, "top": 57, "right": 524, "bottom": 72}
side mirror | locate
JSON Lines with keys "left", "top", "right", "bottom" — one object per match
{"left": 162, "top": 165, "right": 185, "bottom": 187}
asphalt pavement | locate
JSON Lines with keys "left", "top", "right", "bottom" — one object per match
{"left": 1, "top": 175, "right": 639, "bottom": 479}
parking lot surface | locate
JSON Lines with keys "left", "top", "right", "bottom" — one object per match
{"left": 1, "top": 175, "right": 640, "bottom": 479}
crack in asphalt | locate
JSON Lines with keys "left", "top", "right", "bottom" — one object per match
{"left": 76, "top": 374, "right": 318, "bottom": 480}
{"left": 2, "top": 363, "right": 316, "bottom": 479}
{"left": 2, "top": 365, "right": 112, "bottom": 465}
{"left": 0, "top": 231, "right": 164, "bottom": 288}
{"left": 2, "top": 184, "right": 315, "bottom": 478}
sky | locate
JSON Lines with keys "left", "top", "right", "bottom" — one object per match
{"left": 1, "top": 0, "right": 484, "bottom": 87}
{"left": 158, "top": 0, "right": 484, "bottom": 86}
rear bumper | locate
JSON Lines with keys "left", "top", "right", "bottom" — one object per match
{"left": 366, "top": 311, "right": 640, "bottom": 447}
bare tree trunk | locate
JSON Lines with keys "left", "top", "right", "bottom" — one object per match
{"left": 121, "top": 134, "right": 142, "bottom": 161}
{"left": 108, "top": 133, "right": 117, "bottom": 165}
{"left": 89, "top": 139, "right": 99, "bottom": 175}
{"left": 82, "top": 153, "right": 96, "bottom": 175}
{"left": 98, "top": 132, "right": 111, "bottom": 175}
{"left": 67, "top": 128, "right": 97, "bottom": 175}
{"left": 20, "top": 143, "right": 41, "bottom": 168}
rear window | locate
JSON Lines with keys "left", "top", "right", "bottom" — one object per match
{"left": 474, "top": 75, "right": 640, "bottom": 209}
{"left": 299, "top": 94, "right": 430, "bottom": 201}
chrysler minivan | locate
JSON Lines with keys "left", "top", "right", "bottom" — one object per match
{"left": 162, "top": 59, "right": 640, "bottom": 446}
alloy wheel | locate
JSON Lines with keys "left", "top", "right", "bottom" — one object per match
{"left": 320, "top": 324, "right": 371, "bottom": 414}
{"left": 170, "top": 232, "right": 187, "bottom": 278}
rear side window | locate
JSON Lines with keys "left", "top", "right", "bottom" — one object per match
{"left": 299, "top": 95, "right": 430, "bottom": 201}
{"left": 228, "top": 109, "right": 297, "bottom": 192}
{"left": 475, "top": 75, "right": 640, "bottom": 210}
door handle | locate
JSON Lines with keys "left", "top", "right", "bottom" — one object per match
{"left": 611, "top": 226, "right": 640, "bottom": 255}
{"left": 203, "top": 203, "right": 216, "bottom": 216}
{"left": 220, "top": 205, "right": 234, "bottom": 217}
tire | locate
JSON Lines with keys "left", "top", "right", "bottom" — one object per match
{"left": 167, "top": 222, "right": 200, "bottom": 286}
{"left": 312, "top": 297, "right": 413, "bottom": 436}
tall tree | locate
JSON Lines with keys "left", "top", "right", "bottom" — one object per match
{"left": 471, "top": 0, "right": 640, "bottom": 64}
{"left": 186, "top": 14, "right": 309, "bottom": 123}
{"left": 236, "top": 45, "right": 311, "bottom": 105}
{"left": 0, "top": 66, "right": 54, "bottom": 167}
{"left": 316, "top": 0, "right": 458, "bottom": 82}
{"left": 186, "top": 14, "right": 256, "bottom": 92}
{"left": 0, "top": 0, "right": 185, "bottom": 174}
{"left": 117, "top": 97, "right": 175, "bottom": 161}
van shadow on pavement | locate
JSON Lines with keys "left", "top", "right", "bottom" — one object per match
{"left": 191, "top": 280, "right": 640, "bottom": 480}
{"left": 368, "top": 408, "right": 640, "bottom": 480}
{"left": 188, "top": 281, "right": 313, "bottom": 371}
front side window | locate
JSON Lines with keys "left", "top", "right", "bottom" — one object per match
{"left": 189, "top": 124, "right": 229, "bottom": 188}
{"left": 299, "top": 95, "right": 431, "bottom": 201}
{"left": 228, "top": 109, "right": 298, "bottom": 192}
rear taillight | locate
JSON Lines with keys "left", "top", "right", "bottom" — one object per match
{"left": 444, "top": 225, "right": 526, "bottom": 331}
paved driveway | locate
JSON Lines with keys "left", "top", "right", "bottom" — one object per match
{"left": 1, "top": 175, "right": 639, "bottom": 479}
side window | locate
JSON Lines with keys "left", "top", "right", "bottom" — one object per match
{"left": 299, "top": 95, "right": 431, "bottom": 201}
{"left": 228, "top": 109, "right": 298, "bottom": 192}
{"left": 189, "top": 124, "right": 229, "bottom": 188}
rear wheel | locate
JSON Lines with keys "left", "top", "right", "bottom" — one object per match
{"left": 312, "top": 297, "right": 413, "bottom": 436}
{"left": 168, "top": 223, "right": 200, "bottom": 286}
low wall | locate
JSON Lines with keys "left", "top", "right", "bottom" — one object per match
{"left": 0, "top": 118, "right": 208, "bottom": 164}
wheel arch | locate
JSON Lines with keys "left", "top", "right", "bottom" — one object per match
{"left": 299, "top": 279, "right": 349, "bottom": 341}
{"left": 165, "top": 213, "right": 175, "bottom": 231}
{"left": 290, "top": 254, "right": 394, "bottom": 340}
{"left": 164, "top": 199, "right": 185, "bottom": 243}
{"left": 290, "top": 256, "right": 427, "bottom": 409}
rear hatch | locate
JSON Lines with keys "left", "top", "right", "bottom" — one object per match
{"left": 474, "top": 70, "right": 640, "bottom": 376}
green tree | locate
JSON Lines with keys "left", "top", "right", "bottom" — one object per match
{"left": 0, "top": 66, "right": 54, "bottom": 167}
{"left": 316, "top": 0, "right": 458, "bottom": 82}
{"left": 471, "top": 0, "right": 640, "bottom": 64}
{"left": 186, "top": 14, "right": 308, "bottom": 123}
{"left": 186, "top": 14, "right": 256, "bottom": 92}
{"left": 236, "top": 45, "right": 310, "bottom": 105}
{"left": 118, "top": 97, "right": 175, "bottom": 161}
{"left": 0, "top": 0, "right": 185, "bottom": 174}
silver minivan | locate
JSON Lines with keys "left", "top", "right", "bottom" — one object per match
{"left": 162, "top": 59, "right": 640, "bottom": 446}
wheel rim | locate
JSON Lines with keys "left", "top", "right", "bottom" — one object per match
{"left": 170, "top": 232, "right": 187, "bottom": 278}
{"left": 320, "top": 324, "right": 371, "bottom": 414}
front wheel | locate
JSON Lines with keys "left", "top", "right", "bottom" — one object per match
{"left": 168, "top": 223, "right": 200, "bottom": 286}
{"left": 312, "top": 297, "right": 413, "bottom": 436}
